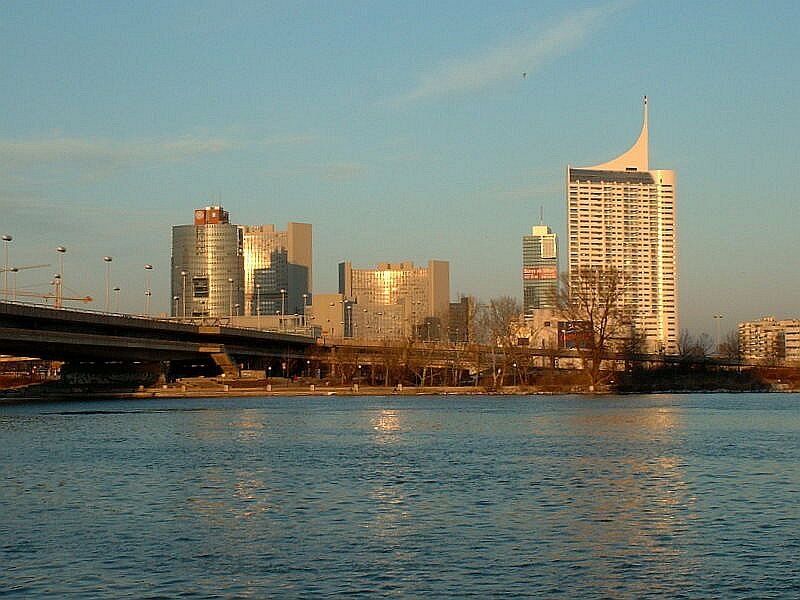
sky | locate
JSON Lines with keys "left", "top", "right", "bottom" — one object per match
{"left": 2, "top": 0, "right": 799, "bottom": 338}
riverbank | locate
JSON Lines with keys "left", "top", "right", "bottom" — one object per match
{"left": 2, "top": 376, "right": 797, "bottom": 404}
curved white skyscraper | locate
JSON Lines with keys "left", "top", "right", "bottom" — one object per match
{"left": 567, "top": 98, "right": 677, "bottom": 353}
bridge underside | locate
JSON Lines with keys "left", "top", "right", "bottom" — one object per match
{"left": 0, "top": 302, "right": 315, "bottom": 368}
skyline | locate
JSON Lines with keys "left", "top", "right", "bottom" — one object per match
{"left": 2, "top": 1, "right": 799, "bottom": 337}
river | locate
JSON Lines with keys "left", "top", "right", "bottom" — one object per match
{"left": 2, "top": 393, "right": 799, "bottom": 598}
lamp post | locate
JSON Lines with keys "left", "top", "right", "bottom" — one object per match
{"left": 52, "top": 274, "right": 61, "bottom": 306}
{"left": 280, "top": 288, "right": 286, "bottom": 316}
{"left": 113, "top": 286, "right": 121, "bottom": 313}
{"left": 713, "top": 314, "right": 724, "bottom": 355}
{"left": 9, "top": 267, "right": 18, "bottom": 300}
{"left": 228, "top": 277, "right": 234, "bottom": 318}
{"left": 180, "top": 270, "right": 188, "bottom": 318}
{"left": 56, "top": 246, "right": 66, "bottom": 308}
{"left": 103, "top": 256, "right": 113, "bottom": 312}
{"left": 2, "top": 234, "right": 12, "bottom": 300}
{"left": 173, "top": 295, "right": 179, "bottom": 317}
{"left": 256, "top": 284, "right": 262, "bottom": 329}
{"left": 143, "top": 264, "right": 153, "bottom": 315}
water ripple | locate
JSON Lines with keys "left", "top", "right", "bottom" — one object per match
{"left": 1, "top": 393, "right": 799, "bottom": 597}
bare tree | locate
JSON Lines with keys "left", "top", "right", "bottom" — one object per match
{"left": 376, "top": 339, "right": 408, "bottom": 386}
{"left": 717, "top": 329, "right": 741, "bottom": 361}
{"left": 554, "top": 267, "right": 631, "bottom": 390}
{"left": 677, "top": 329, "right": 696, "bottom": 358}
{"left": 478, "top": 296, "right": 524, "bottom": 388}
{"left": 330, "top": 345, "right": 360, "bottom": 385}
{"left": 678, "top": 329, "right": 714, "bottom": 359}
{"left": 694, "top": 333, "right": 714, "bottom": 358}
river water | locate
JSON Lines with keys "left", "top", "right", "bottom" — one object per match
{"left": 2, "top": 393, "right": 799, "bottom": 598}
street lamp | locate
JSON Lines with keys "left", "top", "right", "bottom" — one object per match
{"left": 256, "top": 283, "right": 262, "bottom": 329}
{"left": 180, "top": 270, "right": 188, "bottom": 318}
{"left": 113, "top": 286, "right": 121, "bottom": 313}
{"left": 143, "top": 264, "right": 153, "bottom": 315}
{"left": 345, "top": 303, "right": 353, "bottom": 338}
{"left": 9, "top": 267, "right": 18, "bottom": 300}
{"left": 103, "top": 256, "right": 113, "bottom": 312}
{"left": 173, "top": 295, "right": 179, "bottom": 317}
{"left": 228, "top": 277, "right": 234, "bottom": 318}
{"left": 713, "top": 314, "right": 724, "bottom": 355}
{"left": 2, "top": 234, "right": 12, "bottom": 300}
{"left": 280, "top": 288, "right": 286, "bottom": 316}
{"left": 56, "top": 246, "right": 66, "bottom": 308}
{"left": 52, "top": 274, "right": 61, "bottom": 306}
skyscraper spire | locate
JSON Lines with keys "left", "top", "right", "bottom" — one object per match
{"left": 583, "top": 96, "right": 649, "bottom": 171}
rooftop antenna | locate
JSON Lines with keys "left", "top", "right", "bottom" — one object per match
{"left": 539, "top": 205, "right": 544, "bottom": 225}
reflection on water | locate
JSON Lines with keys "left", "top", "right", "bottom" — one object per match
{"left": 2, "top": 394, "right": 799, "bottom": 598}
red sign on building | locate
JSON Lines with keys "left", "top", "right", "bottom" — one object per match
{"left": 522, "top": 266, "right": 558, "bottom": 280}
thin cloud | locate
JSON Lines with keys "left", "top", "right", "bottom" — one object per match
{"left": 255, "top": 133, "right": 319, "bottom": 147}
{"left": 0, "top": 134, "right": 232, "bottom": 166}
{"left": 398, "top": 2, "right": 628, "bottom": 103}
{"left": 0, "top": 132, "right": 317, "bottom": 167}
{"left": 323, "top": 162, "right": 366, "bottom": 181}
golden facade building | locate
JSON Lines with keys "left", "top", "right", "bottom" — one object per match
{"left": 338, "top": 260, "right": 450, "bottom": 341}
{"left": 567, "top": 98, "right": 678, "bottom": 353}
{"left": 240, "top": 223, "right": 312, "bottom": 317}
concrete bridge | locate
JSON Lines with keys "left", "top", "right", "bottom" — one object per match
{"left": 0, "top": 301, "right": 315, "bottom": 377}
{"left": 0, "top": 301, "right": 764, "bottom": 390}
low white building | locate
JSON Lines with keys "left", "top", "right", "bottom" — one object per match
{"left": 738, "top": 316, "right": 800, "bottom": 364}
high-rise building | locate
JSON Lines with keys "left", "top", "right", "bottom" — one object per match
{"left": 171, "top": 206, "right": 244, "bottom": 318}
{"left": 567, "top": 97, "right": 678, "bottom": 353}
{"left": 339, "top": 260, "right": 450, "bottom": 341}
{"left": 241, "top": 223, "right": 312, "bottom": 317}
{"left": 522, "top": 224, "right": 558, "bottom": 318}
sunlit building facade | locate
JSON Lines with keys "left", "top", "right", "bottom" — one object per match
{"left": 241, "top": 223, "right": 312, "bottom": 317}
{"left": 338, "top": 260, "right": 450, "bottom": 341}
{"left": 171, "top": 206, "right": 244, "bottom": 318}
{"left": 567, "top": 98, "right": 678, "bottom": 353}
{"left": 739, "top": 316, "right": 800, "bottom": 364}
{"left": 522, "top": 224, "right": 559, "bottom": 318}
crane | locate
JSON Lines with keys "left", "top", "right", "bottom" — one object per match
{"left": 1, "top": 264, "right": 51, "bottom": 301}
{"left": 12, "top": 290, "right": 93, "bottom": 305}
{"left": 0, "top": 264, "right": 92, "bottom": 306}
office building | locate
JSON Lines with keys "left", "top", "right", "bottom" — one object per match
{"left": 522, "top": 224, "right": 558, "bottom": 318}
{"left": 171, "top": 206, "right": 243, "bottom": 318}
{"left": 339, "top": 260, "right": 450, "bottom": 341}
{"left": 305, "top": 293, "right": 348, "bottom": 339}
{"left": 241, "top": 223, "right": 312, "bottom": 317}
{"left": 567, "top": 97, "right": 678, "bottom": 353}
{"left": 449, "top": 296, "right": 475, "bottom": 343}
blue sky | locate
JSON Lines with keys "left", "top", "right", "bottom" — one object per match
{"left": 1, "top": 0, "right": 798, "bottom": 337}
